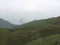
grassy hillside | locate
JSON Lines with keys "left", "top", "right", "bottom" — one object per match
{"left": 16, "top": 16, "right": 60, "bottom": 30}
{"left": 0, "top": 28, "right": 9, "bottom": 45}
{"left": 0, "top": 16, "right": 60, "bottom": 45}
{"left": 0, "top": 25, "right": 60, "bottom": 45}
{"left": 26, "top": 34, "right": 60, "bottom": 45}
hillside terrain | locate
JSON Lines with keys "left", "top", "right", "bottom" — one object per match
{"left": 0, "top": 16, "right": 60, "bottom": 45}
{"left": 16, "top": 16, "right": 60, "bottom": 30}
{"left": 0, "top": 19, "right": 15, "bottom": 29}
{"left": 26, "top": 34, "right": 60, "bottom": 45}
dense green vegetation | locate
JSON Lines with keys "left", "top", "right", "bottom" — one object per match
{"left": 26, "top": 34, "right": 60, "bottom": 45}
{"left": 0, "top": 16, "right": 60, "bottom": 45}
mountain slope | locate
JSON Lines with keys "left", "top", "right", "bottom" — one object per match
{"left": 0, "top": 18, "right": 15, "bottom": 29}
{"left": 0, "top": 16, "right": 60, "bottom": 45}
{"left": 16, "top": 16, "right": 60, "bottom": 30}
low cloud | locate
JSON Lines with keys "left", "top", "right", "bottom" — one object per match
{"left": 0, "top": 0, "right": 60, "bottom": 24}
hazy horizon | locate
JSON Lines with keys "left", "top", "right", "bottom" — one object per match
{"left": 0, "top": 0, "right": 60, "bottom": 25}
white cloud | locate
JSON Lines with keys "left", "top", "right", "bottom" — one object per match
{"left": 0, "top": 0, "right": 60, "bottom": 24}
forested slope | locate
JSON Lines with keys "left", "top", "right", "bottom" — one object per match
{"left": 0, "top": 16, "right": 60, "bottom": 45}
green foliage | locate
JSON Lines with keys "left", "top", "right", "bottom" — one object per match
{"left": 0, "top": 25, "right": 60, "bottom": 45}
{"left": 38, "top": 25, "right": 60, "bottom": 37}
{"left": 26, "top": 34, "right": 60, "bottom": 45}
{"left": 0, "top": 28, "right": 8, "bottom": 45}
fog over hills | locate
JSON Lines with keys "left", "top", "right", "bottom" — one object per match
{"left": 0, "top": 0, "right": 60, "bottom": 25}
{"left": 0, "top": 18, "right": 15, "bottom": 29}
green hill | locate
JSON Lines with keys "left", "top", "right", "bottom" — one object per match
{"left": 16, "top": 16, "right": 60, "bottom": 30}
{"left": 0, "top": 16, "right": 60, "bottom": 45}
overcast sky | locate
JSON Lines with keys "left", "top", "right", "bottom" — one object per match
{"left": 0, "top": 0, "right": 60, "bottom": 25}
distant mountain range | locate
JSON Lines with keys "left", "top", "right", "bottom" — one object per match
{"left": 0, "top": 18, "right": 15, "bottom": 29}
